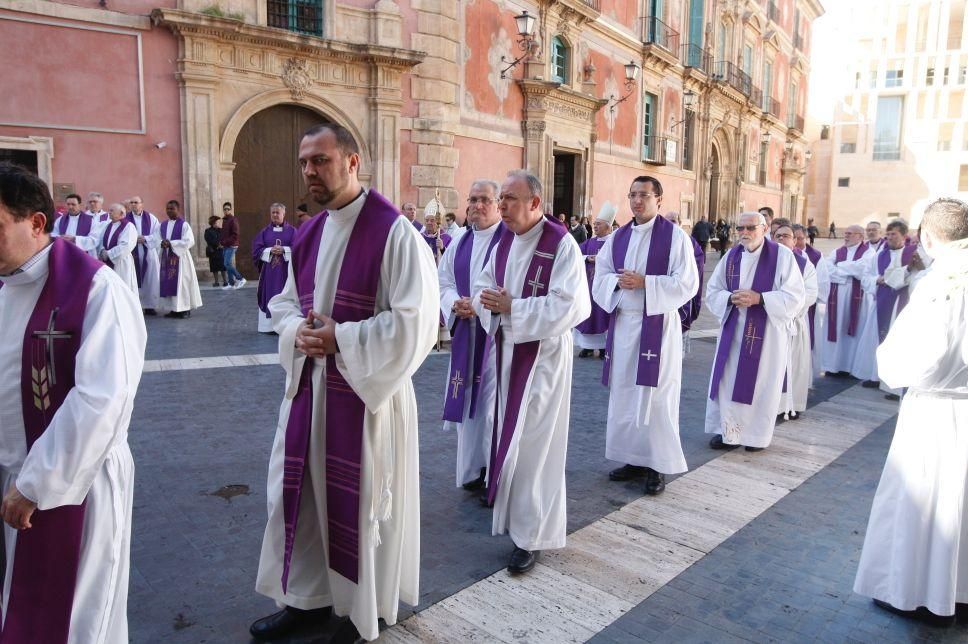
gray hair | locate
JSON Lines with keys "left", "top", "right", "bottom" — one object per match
{"left": 922, "top": 198, "right": 968, "bottom": 242}
{"left": 269, "top": 202, "right": 286, "bottom": 211}
{"left": 87, "top": 191, "right": 103, "bottom": 201}
{"left": 866, "top": 220, "right": 882, "bottom": 228}
{"left": 738, "top": 211, "right": 767, "bottom": 226}
{"left": 470, "top": 179, "right": 500, "bottom": 196}
{"left": 506, "top": 170, "right": 542, "bottom": 200}
{"left": 108, "top": 202, "right": 126, "bottom": 214}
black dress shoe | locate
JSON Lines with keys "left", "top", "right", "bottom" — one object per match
{"left": 885, "top": 393, "right": 900, "bottom": 401}
{"left": 861, "top": 380, "right": 880, "bottom": 388}
{"left": 462, "top": 467, "right": 486, "bottom": 491}
{"left": 578, "top": 349, "right": 593, "bottom": 358}
{"left": 598, "top": 351, "right": 606, "bottom": 360}
{"left": 872, "top": 599, "right": 955, "bottom": 626}
{"left": 609, "top": 464, "right": 648, "bottom": 481}
{"left": 249, "top": 606, "right": 332, "bottom": 640}
{"left": 745, "top": 446, "right": 764, "bottom": 452}
{"left": 644, "top": 469, "right": 665, "bottom": 495}
{"left": 507, "top": 547, "right": 538, "bottom": 574}
{"left": 328, "top": 618, "right": 362, "bottom": 644}
{"left": 709, "top": 435, "right": 737, "bottom": 450}
{"left": 164, "top": 311, "right": 179, "bottom": 318}
{"left": 143, "top": 308, "right": 157, "bottom": 316}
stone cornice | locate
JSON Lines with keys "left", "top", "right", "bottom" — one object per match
{"left": 518, "top": 79, "right": 608, "bottom": 124}
{"left": 151, "top": 8, "right": 425, "bottom": 70}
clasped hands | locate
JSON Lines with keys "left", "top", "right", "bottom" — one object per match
{"left": 730, "top": 289, "right": 762, "bottom": 308}
{"left": 295, "top": 310, "right": 339, "bottom": 357}
{"left": 1, "top": 485, "right": 37, "bottom": 530}
{"left": 479, "top": 287, "right": 512, "bottom": 314}
{"left": 452, "top": 296, "right": 476, "bottom": 319}
{"left": 270, "top": 246, "right": 284, "bottom": 256}
{"left": 161, "top": 239, "right": 172, "bottom": 249}
{"left": 617, "top": 269, "right": 645, "bottom": 290}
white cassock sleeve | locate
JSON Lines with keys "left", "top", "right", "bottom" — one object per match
{"left": 437, "top": 241, "right": 460, "bottom": 329}
{"left": 645, "top": 229, "right": 699, "bottom": 316}
{"left": 762, "top": 250, "right": 806, "bottom": 326}
{"left": 876, "top": 279, "right": 947, "bottom": 388}
{"left": 837, "top": 252, "right": 869, "bottom": 281}
{"left": 106, "top": 224, "right": 138, "bottom": 263}
{"left": 704, "top": 256, "right": 733, "bottom": 324}
{"left": 16, "top": 269, "right": 146, "bottom": 509}
{"left": 74, "top": 232, "right": 98, "bottom": 255}
{"left": 169, "top": 222, "right": 195, "bottom": 256}
{"left": 268, "top": 267, "right": 306, "bottom": 400}
{"left": 883, "top": 261, "right": 913, "bottom": 291}
{"left": 260, "top": 247, "right": 293, "bottom": 263}
{"left": 814, "top": 257, "right": 831, "bottom": 303}
{"left": 859, "top": 252, "right": 881, "bottom": 295}
{"left": 802, "top": 260, "right": 819, "bottom": 312}
{"left": 145, "top": 215, "right": 162, "bottom": 251}
{"left": 825, "top": 252, "right": 848, "bottom": 285}
{"left": 591, "top": 234, "right": 624, "bottom": 314}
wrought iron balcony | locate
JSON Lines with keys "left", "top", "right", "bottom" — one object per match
{"left": 873, "top": 142, "right": 901, "bottom": 161}
{"left": 642, "top": 135, "right": 668, "bottom": 165}
{"left": 749, "top": 85, "right": 763, "bottom": 107}
{"left": 712, "top": 61, "right": 752, "bottom": 96}
{"left": 790, "top": 115, "right": 805, "bottom": 132}
{"left": 641, "top": 16, "right": 679, "bottom": 53}
{"left": 763, "top": 96, "right": 781, "bottom": 118}
{"left": 680, "top": 43, "right": 711, "bottom": 74}
{"left": 578, "top": 0, "right": 601, "bottom": 10}
{"left": 767, "top": 1, "right": 780, "bottom": 23}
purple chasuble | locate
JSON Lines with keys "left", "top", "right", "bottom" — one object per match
{"left": 125, "top": 211, "right": 153, "bottom": 288}
{"left": 422, "top": 232, "right": 452, "bottom": 263}
{"left": 253, "top": 223, "right": 297, "bottom": 316}
{"left": 575, "top": 236, "right": 610, "bottom": 336}
{"left": 486, "top": 216, "right": 567, "bottom": 505}
{"left": 442, "top": 224, "right": 504, "bottom": 422}
{"left": 708, "top": 240, "right": 780, "bottom": 404}
{"left": 826, "top": 242, "right": 869, "bottom": 341}
{"left": 100, "top": 220, "right": 132, "bottom": 269}
{"left": 601, "top": 215, "right": 675, "bottom": 388}
{"left": 0, "top": 239, "right": 100, "bottom": 643}
{"left": 280, "top": 190, "right": 397, "bottom": 590}
{"left": 56, "top": 213, "right": 93, "bottom": 237}
{"left": 679, "top": 236, "right": 706, "bottom": 332}
{"left": 159, "top": 218, "right": 185, "bottom": 298}
{"left": 874, "top": 244, "right": 917, "bottom": 343}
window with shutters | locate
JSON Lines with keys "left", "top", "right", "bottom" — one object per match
{"left": 267, "top": 0, "right": 323, "bottom": 36}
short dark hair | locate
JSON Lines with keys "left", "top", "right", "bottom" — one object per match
{"left": 758, "top": 206, "right": 775, "bottom": 219}
{"left": 921, "top": 198, "right": 968, "bottom": 242}
{"left": 772, "top": 217, "right": 791, "bottom": 229}
{"left": 208, "top": 215, "right": 220, "bottom": 225}
{"left": 886, "top": 219, "right": 908, "bottom": 235}
{"left": 629, "top": 175, "right": 663, "bottom": 198}
{"left": 0, "top": 163, "right": 55, "bottom": 232}
{"left": 65, "top": 193, "right": 82, "bottom": 203}
{"left": 166, "top": 199, "right": 180, "bottom": 208}
{"left": 296, "top": 203, "right": 308, "bottom": 213}
{"left": 302, "top": 122, "right": 360, "bottom": 157}
{"left": 222, "top": 202, "right": 232, "bottom": 209}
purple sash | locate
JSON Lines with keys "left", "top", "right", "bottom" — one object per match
{"left": 442, "top": 224, "right": 503, "bottom": 422}
{"left": 100, "top": 220, "right": 130, "bottom": 269}
{"left": 679, "top": 236, "right": 705, "bottom": 332}
{"left": 802, "top": 245, "right": 822, "bottom": 348}
{"left": 0, "top": 239, "right": 100, "bottom": 643}
{"left": 602, "top": 215, "right": 674, "bottom": 388}
{"left": 827, "top": 242, "right": 868, "bottom": 341}
{"left": 126, "top": 212, "right": 153, "bottom": 288}
{"left": 874, "top": 244, "right": 917, "bottom": 342}
{"left": 709, "top": 240, "right": 780, "bottom": 404}
{"left": 159, "top": 219, "right": 185, "bottom": 298}
{"left": 56, "top": 213, "right": 93, "bottom": 237}
{"left": 575, "top": 236, "right": 610, "bottom": 336}
{"left": 280, "top": 190, "right": 397, "bottom": 590}
{"left": 486, "top": 216, "right": 566, "bottom": 505}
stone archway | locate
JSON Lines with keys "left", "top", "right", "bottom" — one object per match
{"left": 708, "top": 125, "right": 737, "bottom": 222}
{"left": 708, "top": 142, "right": 721, "bottom": 221}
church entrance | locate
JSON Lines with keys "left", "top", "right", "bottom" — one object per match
{"left": 231, "top": 104, "right": 329, "bottom": 278}
{"left": 552, "top": 151, "right": 578, "bottom": 220}
{"left": 707, "top": 143, "right": 721, "bottom": 222}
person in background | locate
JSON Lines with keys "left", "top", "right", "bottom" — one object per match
{"left": 205, "top": 215, "right": 226, "bottom": 286}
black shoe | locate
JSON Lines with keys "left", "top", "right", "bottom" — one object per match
{"left": 507, "top": 547, "right": 538, "bottom": 574}
{"left": 249, "top": 606, "right": 332, "bottom": 640}
{"left": 180, "top": 311, "right": 191, "bottom": 319}
{"left": 609, "top": 464, "right": 649, "bottom": 481}
{"left": 164, "top": 311, "right": 179, "bottom": 318}
{"left": 479, "top": 490, "right": 492, "bottom": 507}
{"left": 787, "top": 411, "right": 800, "bottom": 420}
{"left": 745, "top": 446, "right": 765, "bottom": 452}
{"left": 861, "top": 380, "right": 880, "bottom": 388}
{"left": 578, "top": 349, "right": 593, "bottom": 358}
{"left": 598, "top": 351, "right": 606, "bottom": 360}
{"left": 885, "top": 393, "right": 900, "bottom": 401}
{"left": 462, "top": 467, "right": 486, "bottom": 491}
{"left": 143, "top": 308, "right": 157, "bottom": 316}
{"left": 709, "top": 435, "right": 737, "bottom": 450}
{"left": 872, "top": 599, "right": 955, "bottom": 627}
{"left": 212, "top": 281, "right": 220, "bottom": 287}
{"left": 329, "top": 618, "right": 362, "bottom": 644}
{"left": 644, "top": 469, "right": 665, "bottom": 495}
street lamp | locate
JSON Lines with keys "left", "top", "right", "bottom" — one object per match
{"left": 500, "top": 11, "right": 538, "bottom": 79}
{"left": 607, "top": 61, "right": 641, "bottom": 115}
{"left": 670, "top": 89, "right": 698, "bottom": 131}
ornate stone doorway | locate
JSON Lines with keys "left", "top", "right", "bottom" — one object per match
{"left": 552, "top": 150, "right": 579, "bottom": 218}
{"left": 707, "top": 142, "right": 721, "bottom": 221}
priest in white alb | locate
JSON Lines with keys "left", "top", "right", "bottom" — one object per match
{"left": 793, "top": 224, "right": 829, "bottom": 382}
{"left": 705, "top": 212, "right": 804, "bottom": 451}
{"left": 97, "top": 203, "right": 139, "bottom": 295}
{"left": 593, "top": 176, "right": 698, "bottom": 495}
{"left": 472, "top": 170, "right": 590, "bottom": 575}
{"left": 854, "top": 197, "right": 968, "bottom": 624}
{"left": 573, "top": 202, "right": 616, "bottom": 358}
{"left": 251, "top": 124, "right": 439, "bottom": 643}
{"left": 821, "top": 225, "right": 872, "bottom": 376}
{"left": 438, "top": 179, "right": 502, "bottom": 491}
{"left": 126, "top": 195, "right": 161, "bottom": 315}
{"left": 50, "top": 193, "right": 100, "bottom": 258}
{"left": 0, "top": 163, "right": 146, "bottom": 643}
{"left": 158, "top": 199, "right": 203, "bottom": 319}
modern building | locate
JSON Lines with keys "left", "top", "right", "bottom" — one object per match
{"left": 804, "top": 0, "right": 968, "bottom": 231}
{"left": 1, "top": 0, "right": 821, "bottom": 275}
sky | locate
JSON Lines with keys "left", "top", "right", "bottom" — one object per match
{"left": 807, "top": 0, "right": 855, "bottom": 123}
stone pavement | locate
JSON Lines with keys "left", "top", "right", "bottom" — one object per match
{"left": 125, "top": 243, "right": 968, "bottom": 643}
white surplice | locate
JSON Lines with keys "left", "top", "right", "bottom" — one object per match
{"left": 97, "top": 220, "right": 139, "bottom": 296}
{"left": 704, "top": 243, "right": 805, "bottom": 448}
{"left": 51, "top": 214, "right": 101, "bottom": 258}
{"left": 821, "top": 243, "right": 873, "bottom": 374}
{"left": 779, "top": 257, "right": 819, "bottom": 415}
{"left": 472, "top": 219, "right": 590, "bottom": 551}
{"left": 854, "top": 248, "right": 968, "bottom": 617}
{"left": 0, "top": 244, "right": 146, "bottom": 644}
{"left": 255, "top": 193, "right": 439, "bottom": 642}
{"left": 592, "top": 219, "right": 698, "bottom": 474}
{"left": 438, "top": 223, "right": 500, "bottom": 487}
{"left": 810, "top": 254, "right": 831, "bottom": 381}
{"left": 158, "top": 220, "right": 203, "bottom": 314}
{"left": 129, "top": 211, "right": 161, "bottom": 309}
{"left": 574, "top": 234, "right": 611, "bottom": 351}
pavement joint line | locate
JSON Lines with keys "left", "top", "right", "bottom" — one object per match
{"left": 375, "top": 382, "right": 897, "bottom": 643}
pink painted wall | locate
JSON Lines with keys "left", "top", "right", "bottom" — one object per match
{"left": 592, "top": 164, "right": 693, "bottom": 226}
{"left": 452, "top": 135, "right": 522, "bottom": 216}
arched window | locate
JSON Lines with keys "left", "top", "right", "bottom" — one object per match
{"left": 551, "top": 37, "right": 569, "bottom": 83}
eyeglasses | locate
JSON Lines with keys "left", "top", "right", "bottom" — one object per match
{"left": 627, "top": 192, "right": 657, "bottom": 200}
{"left": 736, "top": 225, "right": 762, "bottom": 232}
{"left": 467, "top": 197, "right": 494, "bottom": 205}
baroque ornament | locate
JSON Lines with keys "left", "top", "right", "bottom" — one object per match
{"left": 282, "top": 58, "right": 312, "bottom": 100}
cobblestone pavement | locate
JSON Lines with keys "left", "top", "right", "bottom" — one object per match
{"left": 126, "top": 242, "right": 968, "bottom": 643}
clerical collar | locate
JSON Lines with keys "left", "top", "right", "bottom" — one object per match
{"left": 632, "top": 215, "right": 657, "bottom": 231}
{"left": 1, "top": 240, "right": 54, "bottom": 279}
{"left": 329, "top": 189, "right": 367, "bottom": 220}
{"left": 272, "top": 225, "right": 284, "bottom": 231}
{"left": 517, "top": 216, "right": 545, "bottom": 241}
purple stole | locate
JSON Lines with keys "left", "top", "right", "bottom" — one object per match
{"left": 442, "top": 224, "right": 504, "bottom": 422}
{"left": 0, "top": 239, "right": 100, "bottom": 643}
{"left": 801, "top": 245, "right": 822, "bottom": 348}
{"left": 56, "top": 213, "right": 93, "bottom": 237}
{"left": 709, "top": 240, "right": 780, "bottom": 404}
{"left": 827, "top": 242, "right": 869, "bottom": 341}
{"left": 575, "top": 236, "right": 610, "bottom": 336}
{"left": 126, "top": 211, "right": 153, "bottom": 288}
{"left": 159, "top": 218, "right": 185, "bottom": 298}
{"left": 486, "top": 217, "right": 566, "bottom": 505}
{"left": 422, "top": 232, "right": 452, "bottom": 262}
{"left": 602, "top": 215, "right": 674, "bottom": 388}
{"left": 281, "top": 190, "right": 397, "bottom": 590}
{"left": 100, "top": 220, "right": 131, "bottom": 269}
{"left": 875, "top": 244, "right": 917, "bottom": 342}
{"left": 679, "top": 236, "right": 706, "bottom": 332}
{"left": 253, "top": 223, "right": 297, "bottom": 316}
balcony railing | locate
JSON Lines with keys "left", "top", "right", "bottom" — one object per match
{"left": 712, "top": 61, "right": 752, "bottom": 96}
{"left": 873, "top": 142, "right": 901, "bottom": 161}
{"left": 268, "top": 0, "right": 323, "bottom": 36}
{"left": 641, "top": 16, "right": 680, "bottom": 53}
{"left": 643, "top": 135, "right": 668, "bottom": 165}
{"left": 763, "top": 96, "right": 781, "bottom": 118}
{"left": 767, "top": 0, "right": 779, "bottom": 23}
{"left": 750, "top": 85, "right": 763, "bottom": 107}
{"left": 791, "top": 115, "right": 805, "bottom": 132}
{"left": 578, "top": 0, "right": 601, "bottom": 10}
{"left": 680, "top": 43, "right": 711, "bottom": 73}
